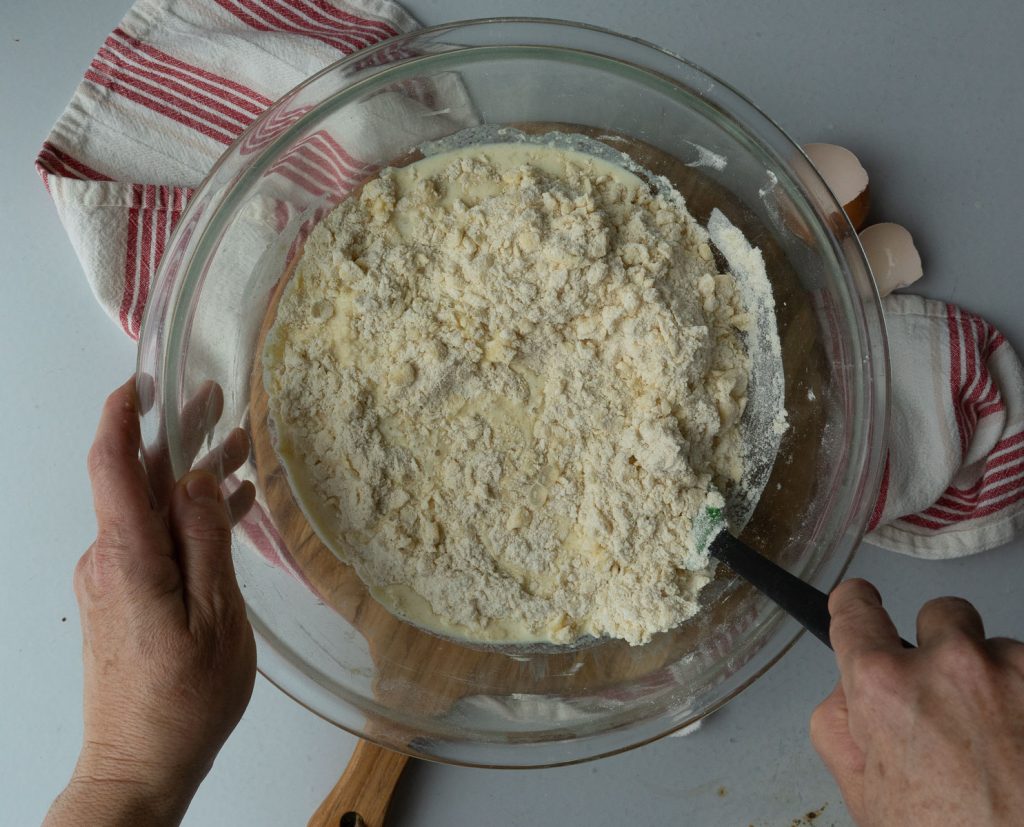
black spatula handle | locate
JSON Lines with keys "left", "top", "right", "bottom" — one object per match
{"left": 708, "top": 532, "right": 914, "bottom": 650}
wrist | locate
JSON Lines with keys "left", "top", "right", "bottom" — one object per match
{"left": 45, "top": 748, "right": 203, "bottom": 827}
{"left": 48, "top": 776, "right": 187, "bottom": 827}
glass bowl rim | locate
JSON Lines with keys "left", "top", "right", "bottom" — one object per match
{"left": 138, "top": 15, "right": 891, "bottom": 767}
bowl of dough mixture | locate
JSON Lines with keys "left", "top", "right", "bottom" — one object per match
{"left": 137, "top": 18, "right": 888, "bottom": 767}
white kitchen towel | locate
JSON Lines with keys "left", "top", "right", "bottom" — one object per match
{"left": 35, "top": 0, "right": 417, "bottom": 339}
{"left": 866, "top": 294, "right": 1024, "bottom": 557}
{"left": 36, "top": 0, "right": 1024, "bottom": 560}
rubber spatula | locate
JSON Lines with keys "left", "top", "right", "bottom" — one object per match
{"left": 695, "top": 506, "right": 914, "bottom": 649}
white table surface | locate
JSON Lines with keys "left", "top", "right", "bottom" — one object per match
{"left": 3, "top": 2, "right": 1022, "bottom": 825}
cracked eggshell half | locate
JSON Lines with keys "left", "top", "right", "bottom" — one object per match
{"left": 803, "top": 142, "right": 871, "bottom": 231}
{"left": 858, "top": 222, "right": 923, "bottom": 297}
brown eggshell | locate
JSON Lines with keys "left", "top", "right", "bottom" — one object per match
{"left": 803, "top": 142, "right": 871, "bottom": 231}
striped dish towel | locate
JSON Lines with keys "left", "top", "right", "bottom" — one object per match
{"left": 866, "top": 295, "right": 1024, "bottom": 557}
{"left": 35, "top": 0, "right": 414, "bottom": 340}
{"left": 36, "top": 0, "right": 1024, "bottom": 561}
{"left": 35, "top": 0, "right": 419, "bottom": 581}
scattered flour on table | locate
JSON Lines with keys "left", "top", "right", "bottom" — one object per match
{"left": 263, "top": 142, "right": 766, "bottom": 646}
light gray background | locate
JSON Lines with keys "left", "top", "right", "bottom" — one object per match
{"left": 3, "top": 1, "right": 1022, "bottom": 825}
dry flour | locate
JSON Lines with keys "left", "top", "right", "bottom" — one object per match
{"left": 263, "top": 143, "right": 756, "bottom": 645}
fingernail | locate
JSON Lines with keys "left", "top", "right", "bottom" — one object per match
{"left": 186, "top": 472, "right": 221, "bottom": 502}
{"left": 225, "top": 429, "right": 249, "bottom": 462}
{"left": 136, "top": 373, "right": 156, "bottom": 415}
{"left": 201, "top": 381, "right": 223, "bottom": 432}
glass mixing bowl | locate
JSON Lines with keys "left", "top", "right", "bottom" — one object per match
{"left": 137, "top": 18, "right": 888, "bottom": 767}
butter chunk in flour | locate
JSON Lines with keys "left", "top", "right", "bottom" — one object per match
{"left": 263, "top": 142, "right": 757, "bottom": 646}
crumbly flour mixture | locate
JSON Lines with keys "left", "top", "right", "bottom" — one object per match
{"left": 263, "top": 143, "right": 755, "bottom": 645}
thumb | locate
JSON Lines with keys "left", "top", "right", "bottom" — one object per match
{"left": 810, "top": 682, "right": 866, "bottom": 823}
{"left": 170, "top": 470, "right": 241, "bottom": 627}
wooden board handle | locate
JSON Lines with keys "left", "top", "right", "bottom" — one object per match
{"left": 308, "top": 739, "right": 410, "bottom": 827}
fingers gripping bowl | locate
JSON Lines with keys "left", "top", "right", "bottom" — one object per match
{"left": 137, "top": 19, "right": 888, "bottom": 767}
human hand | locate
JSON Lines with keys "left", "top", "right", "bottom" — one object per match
{"left": 45, "top": 378, "right": 257, "bottom": 826}
{"left": 811, "top": 579, "right": 1024, "bottom": 826}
